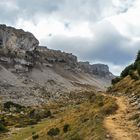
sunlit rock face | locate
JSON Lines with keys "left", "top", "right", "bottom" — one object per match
{"left": 0, "top": 24, "right": 39, "bottom": 72}
{"left": 0, "top": 24, "right": 39, "bottom": 52}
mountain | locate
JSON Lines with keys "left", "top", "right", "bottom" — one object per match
{"left": 0, "top": 24, "right": 114, "bottom": 106}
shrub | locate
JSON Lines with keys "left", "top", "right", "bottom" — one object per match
{"left": 0, "top": 123, "right": 8, "bottom": 133}
{"left": 32, "top": 134, "right": 39, "bottom": 139}
{"left": 128, "top": 70, "right": 139, "bottom": 80}
{"left": 89, "top": 93, "right": 96, "bottom": 102}
{"left": 121, "top": 64, "right": 134, "bottom": 78}
{"left": 134, "top": 61, "right": 140, "bottom": 69}
{"left": 130, "top": 74, "right": 139, "bottom": 80}
{"left": 134, "top": 55, "right": 140, "bottom": 76}
{"left": 96, "top": 95, "right": 104, "bottom": 107}
{"left": 29, "top": 109, "right": 41, "bottom": 121}
{"left": 137, "top": 64, "right": 140, "bottom": 76}
{"left": 63, "top": 124, "right": 70, "bottom": 133}
{"left": 29, "top": 109, "right": 36, "bottom": 117}
{"left": 32, "top": 131, "right": 36, "bottom": 135}
{"left": 44, "top": 110, "right": 52, "bottom": 118}
{"left": 135, "top": 50, "right": 140, "bottom": 62}
{"left": 111, "top": 77, "right": 121, "bottom": 85}
{"left": 129, "top": 113, "right": 140, "bottom": 120}
{"left": 47, "top": 128, "right": 60, "bottom": 136}
{"left": 103, "top": 104, "right": 118, "bottom": 115}
{"left": 28, "top": 119, "right": 38, "bottom": 125}
{"left": 102, "top": 98, "right": 118, "bottom": 115}
{"left": 128, "top": 70, "right": 133, "bottom": 76}
{"left": 3, "top": 101, "right": 24, "bottom": 112}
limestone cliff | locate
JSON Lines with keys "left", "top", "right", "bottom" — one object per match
{"left": 79, "top": 62, "right": 114, "bottom": 79}
{"left": 0, "top": 24, "right": 39, "bottom": 51}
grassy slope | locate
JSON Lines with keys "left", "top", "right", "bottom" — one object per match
{"left": 110, "top": 50, "right": 140, "bottom": 96}
{"left": 108, "top": 74, "right": 140, "bottom": 130}
{"left": 109, "top": 75, "right": 140, "bottom": 96}
{"left": 2, "top": 92, "right": 117, "bottom": 140}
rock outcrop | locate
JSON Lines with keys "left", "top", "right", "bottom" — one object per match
{"left": 0, "top": 24, "right": 39, "bottom": 72}
{"left": 0, "top": 24, "right": 39, "bottom": 51}
{"left": 79, "top": 62, "right": 114, "bottom": 79}
{"left": 37, "top": 46, "right": 78, "bottom": 67}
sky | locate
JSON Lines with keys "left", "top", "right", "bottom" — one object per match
{"left": 0, "top": 0, "right": 140, "bottom": 75}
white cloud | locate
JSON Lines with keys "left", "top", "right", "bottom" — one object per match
{"left": 0, "top": 0, "right": 18, "bottom": 10}
{"left": 16, "top": 18, "right": 94, "bottom": 43}
{"left": 0, "top": 0, "right": 140, "bottom": 75}
{"left": 107, "top": 0, "right": 140, "bottom": 39}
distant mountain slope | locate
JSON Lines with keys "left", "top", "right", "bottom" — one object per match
{"left": 0, "top": 24, "right": 114, "bottom": 106}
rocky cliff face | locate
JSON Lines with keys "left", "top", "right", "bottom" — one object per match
{"left": 37, "top": 46, "right": 78, "bottom": 68}
{"left": 0, "top": 24, "right": 39, "bottom": 51}
{"left": 0, "top": 25, "right": 114, "bottom": 106}
{"left": 79, "top": 62, "right": 114, "bottom": 79}
{"left": 0, "top": 24, "right": 39, "bottom": 72}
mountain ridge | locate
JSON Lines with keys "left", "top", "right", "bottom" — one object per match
{"left": 0, "top": 24, "right": 114, "bottom": 106}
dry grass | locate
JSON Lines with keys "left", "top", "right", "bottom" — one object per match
{"left": 1, "top": 92, "right": 118, "bottom": 140}
{"left": 109, "top": 75, "right": 140, "bottom": 96}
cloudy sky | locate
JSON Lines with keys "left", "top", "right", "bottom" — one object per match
{"left": 0, "top": 0, "right": 140, "bottom": 75}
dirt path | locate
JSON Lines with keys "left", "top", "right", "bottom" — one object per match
{"left": 104, "top": 96, "right": 140, "bottom": 140}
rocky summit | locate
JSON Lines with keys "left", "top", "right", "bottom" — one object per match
{"left": 0, "top": 25, "right": 114, "bottom": 106}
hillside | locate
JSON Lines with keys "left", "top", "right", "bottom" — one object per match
{"left": 105, "top": 50, "right": 140, "bottom": 139}
{"left": 0, "top": 24, "right": 114, "bottom": 106}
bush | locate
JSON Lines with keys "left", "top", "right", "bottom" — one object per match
{"left": 111, "top": 77, "right": 121, "bottom": 85}
{"left": 128, "top": 70, "right": 139, "bottom": 80}
{"left": 129, "top": 113, "right": 140, "bottom": 120}
{"left": 96, "top": 95, "right": 104, "bottom": 107}
{"left": 134, "top": 61, "right": 140, "bottom": 69}
{"left": 121, "top": 64, "right": 134, "bottom": 78}
{"left": 102, "top": 98, "right": 118, "bottom": 115}
{"left": 128, "top": 70, "right": 133, "bottom": 76}
{"left": 28, "top": 119, "right": 38, "bottom": 125}
{"left": 29, "top": 109, "right": 41, "bottom": 121}
{"left": 137, "top": 63, "right": 140, "bottom": 76}
{"left": 32, "top": 134, "right": 39, "bottom": 139}
{"left": 103, "top": 104, "right": 118, "bottom": 115}
{"left": 130, "top": 74, "right": 139, "bottom": 80}
{"left": 0, "top": 123, "right": 8, "bottom": 133}
{"left": 4, "top": 101, "right": 24, "bottom": 112}
{"left": 47, "top": 128, "right": 60, "bottom": 136}
{"left": 44, "top": 110, "right": 51, "bottom": 118}
{"left": 63, "top": 124, "right": 70, "bottom": 133}
{"left": 29, "top": 109, "right": 51, "bottom": 121}
{"left": 32, "top": 131, "right": 36, "bottom": 135}
{"left": 135, "top": 50, "right": 140, "bottom": 62}
{"left": 89, "top": 93, "right": 96, "bottom": 102}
